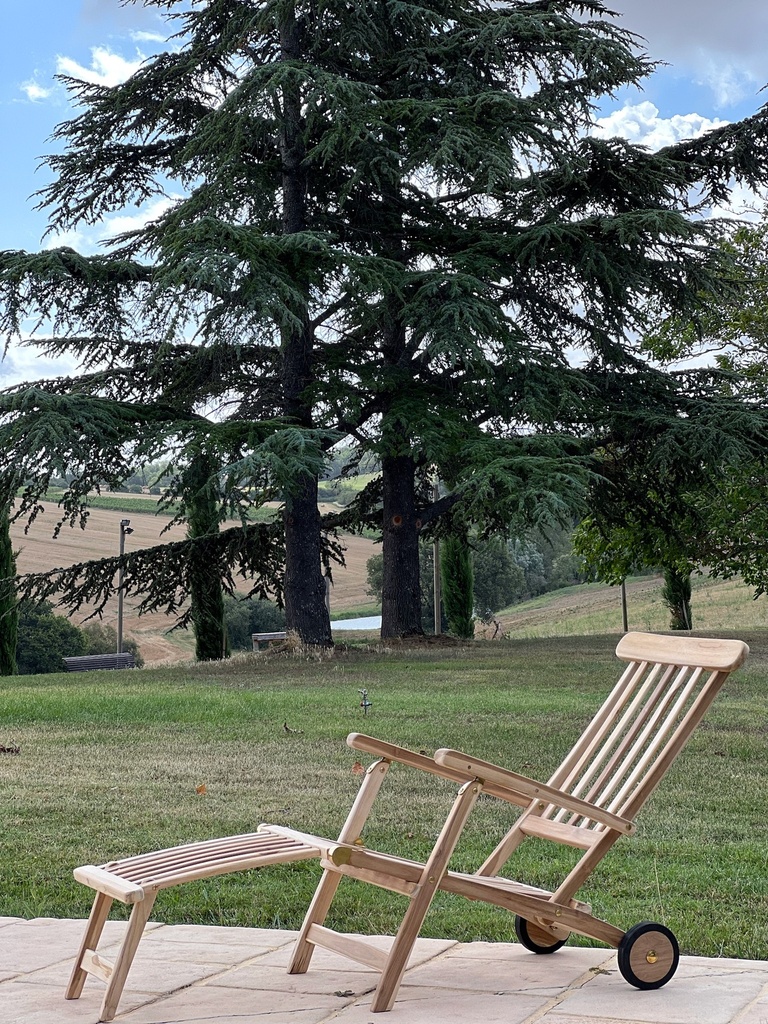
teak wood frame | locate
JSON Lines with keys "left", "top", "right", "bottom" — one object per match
{"left": 274, "top": 632, "right": 748, "bottom": 1011}
{"left": 66, "top": 632, "right": 747, "bottom": 1020}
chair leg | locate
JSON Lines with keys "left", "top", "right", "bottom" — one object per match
{"left": 373, "top": 779, "right": 482, "bottom": 1012}
{"left": 291, "top": 757, "right": 392, "bottom": 975}
{"left": 288, "top": 868, "right": 343, "bottom": 974}
{"left": 98, "top": 892, "right": 157, "bottom": 1023}
{"left": 66, "top": 890, "right": 114, "bottom": 1000}
{"left": 370, "top": 879, "right": 441, "bottom": 1012}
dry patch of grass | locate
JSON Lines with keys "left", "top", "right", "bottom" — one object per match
{"left": 490, "top": 574, "right": 768, "bottom": 639}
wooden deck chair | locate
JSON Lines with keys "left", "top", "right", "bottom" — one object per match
{"left": 66, "top": 632, "right": 746, "bottom": 1020}
{"left": 265, "top": 632, "right": 748, "bottom": 1011}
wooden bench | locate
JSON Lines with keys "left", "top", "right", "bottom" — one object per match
{"left": 63, "top": 653, "right": 136, "bottom": 672}
{"left": 66, "top": 829, "right": 321, "bottom": 1021}
{"left": 251, "top": 631, "right": 287, "bottom": 651}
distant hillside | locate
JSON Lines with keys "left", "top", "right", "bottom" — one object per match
{"left": 480, "top": 573, "right": 768, "bottom": 640}
{"left": 11, "top": 502, "right": 377, "bottom": 666}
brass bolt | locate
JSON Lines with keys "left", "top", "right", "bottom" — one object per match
{"left": 645, "top": 950, "right": 658, "bottom": 964}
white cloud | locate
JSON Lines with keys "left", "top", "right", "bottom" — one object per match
{"left": 56, "top": 46, "right": 144, "bottom": 88}
{"left": 0, "top": 344, "right": 79, "bottom": 389}
{"left": 101, "top": 197, "right": 178, "bottom": 239}
{"left": 593, "top": 101, "right": 767, "bottom": 221}
{"left": 697, "top": 61, "right": 761, "bottom": 109}
{"left": 593, "top": 101, "right": 727, "bottom": 150}
{"left": 130, "top": 30, "right": 167, "bottom": 44}
{"left": 20, "top": 79, "right": 53, "bottom": 103}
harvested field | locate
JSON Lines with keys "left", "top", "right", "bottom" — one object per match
{"left": 11, "top": 502, "right": 377, "bottom": 665}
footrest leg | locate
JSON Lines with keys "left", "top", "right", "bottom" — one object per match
{"left": 66, "top": 891, "right": 114, "bottom": 1001}
{"left": 99, "top": 893, "right": 157, "bottom": 1023}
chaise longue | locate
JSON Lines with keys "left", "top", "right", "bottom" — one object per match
{"left": 65, "top": 631, "right": 748, "bottom": 1020}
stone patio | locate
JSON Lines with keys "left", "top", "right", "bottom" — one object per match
{"left": 2, "top": 917, "right": 768, "bottom": 1024}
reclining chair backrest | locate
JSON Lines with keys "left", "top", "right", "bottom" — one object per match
{"left": 546, "top": 632, "right": 748, "bottom": 831}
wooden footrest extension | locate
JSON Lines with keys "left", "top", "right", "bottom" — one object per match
{"left": 74, "top": 828, "right": 321, "bottom": 901}
{"left": 68, "top": 828, "right": 323, "bottom": 1021}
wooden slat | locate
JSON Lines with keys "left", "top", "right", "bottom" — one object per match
{"left": 605, "top": 667, "right": 702, "bottom": 818}
{"left": 81, "top": 949, "right": 114, "bottom": 984}
{"left": 617, "top": 668, "right": 731, "bottom": 821}
{"left": 519, "top": 816, "right": 600, "bottom": 849}
{"left": 616, "top": 632, "right": 748, "bottom": 671}
{"left": 574, "top": 664, "right": 675, "bottom": 809}
{"left": 306, "top": 925, "right": 389, "bottom": 972}
{"left": 86, "top": 832, "right": 320, "bottom": 892}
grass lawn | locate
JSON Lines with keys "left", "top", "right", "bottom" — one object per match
{"left": 1, "top": 632, "right": 767, "bottom": 961}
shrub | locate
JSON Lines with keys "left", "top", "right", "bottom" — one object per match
{"left": 16, "top": 601, "right": 87, "bottom": 674}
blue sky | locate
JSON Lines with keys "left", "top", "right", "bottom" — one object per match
{"left": 0, "top": 0, "right": 766, "bottom": 382}
{"left": 1, "top": 0, "right": 765, "bottom": 249}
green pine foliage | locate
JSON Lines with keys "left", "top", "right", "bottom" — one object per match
{"left": 2, "top": 0, "right": 768, "bottom": 642}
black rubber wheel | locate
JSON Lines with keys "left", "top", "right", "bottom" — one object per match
{"left": 618, "top": 922, "right": 679, "bottom": 990}
{"left": 514, "top": 915, "right": 568, "bottom": 954}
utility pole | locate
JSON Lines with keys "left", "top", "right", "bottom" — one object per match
{"left": 117, "top": 518, "right": 133, "bottom": 654}
{"left": 432, "top": 481, "right": 441, "bottom": 635}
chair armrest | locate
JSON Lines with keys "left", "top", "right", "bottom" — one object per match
{"left": 347, "top": 733, "right": 478, "bottom": 785}
{"left": 434, "top": 748, "right": 636, "bottom": 836}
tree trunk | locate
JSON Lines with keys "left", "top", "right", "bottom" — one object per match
{"left": 0, "top": 500, "right": 17, "bottom": 676}
{"left": 279, "top": 6, "right": 332, "bottom": 647}
{"left": 381, "top": 454, "right": 424, "bottom": 638}
{"left": 662, "top": 565, "right": 692, "bottom": 630}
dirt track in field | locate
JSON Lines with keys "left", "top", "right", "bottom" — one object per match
{"left": 11, "top": 502, "right": 377, "bottom": 666}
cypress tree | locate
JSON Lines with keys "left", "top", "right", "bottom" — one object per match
{"left": 662, "top": 565, "right": 693, "bottom": 631}
{"left": 0, "top": 485, "right": 17, "bottom": 676}
{"left": 441, "top": 534, "right": 475, "bottom": 640}
{"left": 185, "top": 450, "right": 230, "bottom": 660}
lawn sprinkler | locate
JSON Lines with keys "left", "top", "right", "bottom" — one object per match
{"left": 358, "top": 688, "right": 372, "bottom": 715}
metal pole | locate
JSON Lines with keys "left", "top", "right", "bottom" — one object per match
{"left": 117, "top": 519, "right": 132, "bottom": 654}
{"left": 620, "top": 580, "right": 628, "bottom": 633}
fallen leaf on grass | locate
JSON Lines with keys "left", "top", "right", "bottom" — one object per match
{"left": 195, "top": 783, "right": 207, "bottom": 795}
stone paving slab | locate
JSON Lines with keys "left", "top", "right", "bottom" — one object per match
{"left": 1, "top": 918, "right": 767, "bottom": 1024}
